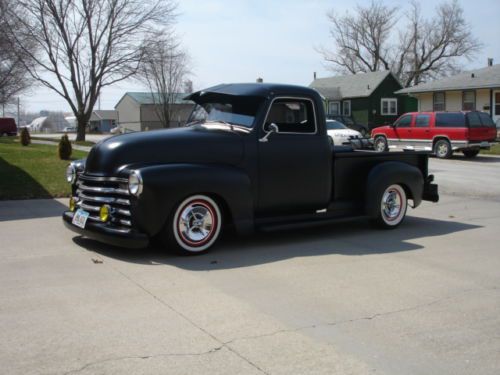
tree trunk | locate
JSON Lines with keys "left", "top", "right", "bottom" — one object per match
{"left": 76, "top": 116, "right": 87, "bottom": 142}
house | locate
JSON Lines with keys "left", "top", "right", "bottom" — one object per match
{"left": 310, "top": 71, "right": 417, "bottom": 128}
{"left": 89, "top": 110, "right": 119, "bottom": 133}
{"left": 28, "top": 116, "right": 56, "bottom": 132}
{"left": 396, "top": 63, "right": 500, "bottom": 127}
{"left": 114, "top": 92, "right": 194, "bottom": 132}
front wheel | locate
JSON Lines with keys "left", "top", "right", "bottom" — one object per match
{"left": 371, "top": 184, "right": 408, "bottom": 229}
{"left": 162, "top": 195, "right": 223, "bottom": 255}
{"left": 374, "top": 136, "right": 388, "bottom": 152}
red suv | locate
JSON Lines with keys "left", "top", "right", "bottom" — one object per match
{"left": 372, "top": 111, "right": 497, "bottom": 158}
{"left": 0, "top": 118, "right": 18, "bottom": 137}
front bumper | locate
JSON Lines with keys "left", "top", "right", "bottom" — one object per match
{"left": 63, "top": 211, "right": 149, "bottom": 249}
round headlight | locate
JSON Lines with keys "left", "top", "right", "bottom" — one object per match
{"left": 66, "top": 164, "right": 76, "bottom": 184}
{"left": 128, "top": 170, "right": 143, "bottom": 196}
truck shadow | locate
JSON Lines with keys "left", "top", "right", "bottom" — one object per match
{"left": 445, "top": 155, "right": 500, "bottom": 163}
{"left": 72, "top": 216, "right": 480, "bottom": 270}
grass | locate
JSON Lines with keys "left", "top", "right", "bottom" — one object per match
{"left": 481, "top": 143, "right": 500, "bottom": 155}
{"left": 30, "top": 135, "right": 96, "bottom": 147}
{"left": 0, "top": 137, "right": 88, "bottom": 200}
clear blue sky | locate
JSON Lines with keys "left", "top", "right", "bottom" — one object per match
{"left": 19, "top": 0, "right": 500, "bottom": 113}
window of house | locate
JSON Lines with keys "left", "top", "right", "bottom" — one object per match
{"left": 415, "top": 114, "right": 431, "bottom": 127}
{"left": 328, "top": 101, "right": 340, "bottom": 115}
{"left": 342, "top": 100, "right": 351, "bottom": 116}
{"left": 265, "top": 98, "right": 316, "bottom": 134}
{"left": 381, "top": 98, "right": 397, "bottom": 115}
{"left": 433, "top": 92, "right": 446, "bottom": 111}
{"left": 462, "top": 91, "right": 475, "bottom": 111}
{"left": 394, "top": 114, "right": 412, "bottom": 128}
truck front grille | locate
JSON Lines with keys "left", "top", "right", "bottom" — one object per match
{"left": 75, "top": 174, "right": 132, "bottom": 229}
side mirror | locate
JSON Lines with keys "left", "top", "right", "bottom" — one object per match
{"left": 259, "top": 123, "right": 279, "bottom": 143}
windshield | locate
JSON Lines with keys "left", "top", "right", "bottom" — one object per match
{"left": 187, "top": 96, "right": 263, "bottom": 128}
{"left": 326, "top": 120, "right": 347, "bottom": 130}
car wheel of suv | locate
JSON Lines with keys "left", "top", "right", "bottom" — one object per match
{"left": 434, "top": 139, "right": 452, "bottom": 159}
{"left": 462, "top": 149, "right": 479, "bottom": 158}
{"left": 371, "top": 184, "right": 408, "bottom": 229}
{"left": 162, "top": 194, "right": 222, "bottom": 255}
{"left": 374, "top": 136, "right": 388, "bottom": 152}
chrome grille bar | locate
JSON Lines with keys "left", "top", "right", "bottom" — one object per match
{"left": 77, "top": 182, "right": 130, "bottom": 196}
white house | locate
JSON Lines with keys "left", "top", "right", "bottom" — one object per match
{"left": 397, "top": 63, "right": 500, "bottom": 127}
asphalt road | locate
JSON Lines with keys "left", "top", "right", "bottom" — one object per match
{"left": 1, "top": 155, "right": 499, "bottom": 374}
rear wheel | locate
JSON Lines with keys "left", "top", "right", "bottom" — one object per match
{"left": 371, "top": 184, "right": 408, "bottom": 228}
{"left": 374, "top": 136, "right": 388, "bottom": 152}
{"left": 462, "top": 149, "right": 479, "bottom": 158}
{"left": 162, "top": 195, "right": 222, "bottom": 255}
{"left": 434, "top": 139, "right": 452, "bottom": 159}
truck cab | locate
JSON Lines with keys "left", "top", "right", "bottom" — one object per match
{"left": 63, "top": 83, "right": 438, "bottom": 254}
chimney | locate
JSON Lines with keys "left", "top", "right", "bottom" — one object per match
{"left": 313, "top": 72, "right": 317, "bottom": 80}
{"left": 256, "top": 77, "right": 263, "bottom": 83}
{"left": 488, "top": 58, "right": 494, "bottom": 67}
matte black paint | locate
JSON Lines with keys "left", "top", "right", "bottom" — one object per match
{"left": 63, "top": 83, "right": 438, "bottom": 249}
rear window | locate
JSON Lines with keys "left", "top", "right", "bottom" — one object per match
{"left": 435, "top": 113, "right": 465, "bottom": 128}
{"left": 478, "top": 112, "right": 496, "bottom": 128}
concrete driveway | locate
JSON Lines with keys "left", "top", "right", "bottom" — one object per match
{"left": 1, "top": 156, "right": 499, "bottom": 374}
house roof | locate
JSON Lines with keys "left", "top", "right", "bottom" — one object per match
{"left": 125, "top": 92, "right": 193, "bottom": 105}
{"left": 309, "top": 70, "right": 395, "bottom": 99}
{"left": 396, "top": 64, "right": 500, "bottom": 94}
{"left": 90, "top": 110, "right": 118, "bottom": 122}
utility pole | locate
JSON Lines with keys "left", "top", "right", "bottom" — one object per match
{"left": 17, "top": 97, "right": 20, "bottom": 125}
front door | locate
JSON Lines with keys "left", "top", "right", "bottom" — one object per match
{"left": 493, "top": 90, "right": 500, "bottom": 128}
{"left": 390, "top": 114, "right": 413, "bottom": 149}
{"left": 257, "top": 97, "right": 331, "bottom": 215}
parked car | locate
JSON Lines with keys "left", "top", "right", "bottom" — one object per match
{"left": 0, "top": 118, "right": 17, "bottom": 136}
{"left": 62, "top": 83, "right": 438, "bottom": 254}
{"left": 63, "top": 126, "right": 77, "bottom": 133}
{"left": 327, "top": 115, "right": 369, "bottom": 136}
{"left": 326, "top": 120, "right": 362, "bottom": 145}
{"left": 371, "top": 111, "right": 497, "bottom": 158}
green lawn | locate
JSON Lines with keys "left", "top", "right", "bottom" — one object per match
{"left": 481, "top": 143, "right": 500, "bottom": 155}
{"left": 0, "top": 137, "right": 88, "bottom": 200}
{"left": 31, "top": 136, "right": 96, "bottom": 147}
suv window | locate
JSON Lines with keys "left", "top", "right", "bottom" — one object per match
{"left": 435, "top": 113, "right": 465, "bottom": 128}
{"left": 266, "top": 99, "right": 316, "bottom": 134}
{"left": 415, "top": 114, "right": 431, "bottom": 128}
{"left": 395, "top": 115, "right": 412, "bottom": 128}
{"left": 478, "top": 112, "right": 496, "bottom": 128}
{"left": 466, "top": 112, "right": 482, "bottom": 128}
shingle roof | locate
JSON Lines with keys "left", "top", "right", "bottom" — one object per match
{"left": 396, "top": 64, "right": 500, "bottom": 94}
{"left": 90, "top": 110, "right": 118, "bottom": 121}
{"left": 126, "top": 92, "right": 193, "bottom": 105}
{"left": 310, "top": 70, "right": 394, "bottom": 99}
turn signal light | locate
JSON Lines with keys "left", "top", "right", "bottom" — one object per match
{"left": 99, "top": 205, "right": 111, "bottom": 222}
{"left": 69, "top": 197, "right": 76, "bottom": 212}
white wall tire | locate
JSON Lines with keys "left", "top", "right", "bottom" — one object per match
{"left": 167, "top": 195, "right": 222, "bottom": 254}
{"left": 374, "top": 184, "right": 407, "bottom": 228}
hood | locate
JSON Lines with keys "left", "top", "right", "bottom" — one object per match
{"left": 85, "top": 125, "right": 244, "bottom": 176}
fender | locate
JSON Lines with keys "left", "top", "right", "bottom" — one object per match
{"left": 130, "top": 163, "right": 254, "bottom": 237}
{"left": 365, "top": 161, "right": 424, "bottom": 218}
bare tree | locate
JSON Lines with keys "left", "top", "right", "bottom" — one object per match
{"left": 395, "top": 0, "right": 481, "bottom": 87}
{"left": 318, "top": 1, "right": 397, "bottom": 75}
{"left": 3, "top": 0, "right": 177, "bottom": 140}
{"left": 319, "top": 0, "right": 482, "bottom": 87}
{"left": 139, "top": 31, "right": 190, "bottom": 128}
{"left": 0, "top": 0, "right": 35, "bottom": 104}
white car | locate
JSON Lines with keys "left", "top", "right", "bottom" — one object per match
{"left": 326, "top": 120, "right": 362, "bottom": 146}
{"left": 63, "top": 126, "right": 77, "bottom": 133}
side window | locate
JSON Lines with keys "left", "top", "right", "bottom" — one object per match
{"left": 266, "top": 99, "right": 316, "bottom": 134}
{"left": 467, "top": 112, "right": 482, "bottom": 128}
{"left": 415, "top": 114, "right": 431, "bottom": 128}
{"left": 395, "top": 115, "right": 412, "bottom": 128}
{"left": 435, "top": 113, "right": 466, "bottom": 127}
{"left": 478, "top": 112, "right": 495, "bottom": 128}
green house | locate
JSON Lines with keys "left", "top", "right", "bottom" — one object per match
{"left": 310, "top": 71, "right": 417, "bottom": 129}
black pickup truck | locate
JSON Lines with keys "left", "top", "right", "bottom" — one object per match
{"left": 63, "top": 83, "right": 438, "bottom": 254}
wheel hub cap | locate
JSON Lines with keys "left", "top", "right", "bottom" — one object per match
{"left": 178, "top": 202, "right": 214, "bottom": 244}
{"left": 382, "top": 190, "right": 402, "bottom": 220}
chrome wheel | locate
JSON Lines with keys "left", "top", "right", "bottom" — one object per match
{"left": 380, "top": 184, "right": 407, "bottom": 226}
{"left": 374, "top": 136, "right": 387, "bottom": 152}
{"left": 434, "top": 140, "right": 451, "bottom": 159}
{"left": 173, "top": 195, "right": 222, "bottom": 252}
